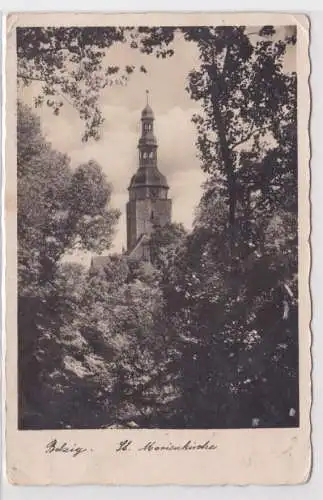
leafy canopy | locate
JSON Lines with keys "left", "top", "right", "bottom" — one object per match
{"left": 18, "top": 101, "right": 120, "bottom": 294}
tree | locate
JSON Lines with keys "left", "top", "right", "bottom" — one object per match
{"left": 136, "top": 26, "right": 296, "bottom": 234}
{"left": 134, "top": 26, "right": 298, "bottom": 428}
{"left": 63, "top": 255, "right": 180, "bottom": 428}
{"left": 157, "top": 198, "right": 298, "bottom": 428}
{"left": 149, "top": 222, "right": 187, "bottom": 269}
{"left": 18, "top": 102, "right": 120, "bottom": 428}
{"left": 18, "top": 102, "right": 120, "bottom": 292}
{"left": 183, "top": 27, "right": 298, "bottom": 427}
{"left": 28, "top": 251, "right": 180, "bottom": 429}
{"left": 17, "top": 27, "right": 148, "bottom": 141}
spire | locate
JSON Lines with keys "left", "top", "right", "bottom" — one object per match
{"left": 138, "top": 91, "right": 157, "bottom": 160}
{"left": 141, "top": 90, "right": 154, "bottom": 120}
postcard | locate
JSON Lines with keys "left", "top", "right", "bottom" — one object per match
{"left": 4, "top": 11, "right": 311, "bottom": 485}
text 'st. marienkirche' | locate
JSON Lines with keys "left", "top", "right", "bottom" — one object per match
{"left": 126, "top": 93, "right": 172, "bottom": 261}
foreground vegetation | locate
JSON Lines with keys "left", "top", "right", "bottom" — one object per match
{"left": 18, "top": 25, "right": 298, "bottom": 429}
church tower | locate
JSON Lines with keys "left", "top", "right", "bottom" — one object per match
{"left": 126, "top": 92, "right": 172, "bottom": 260}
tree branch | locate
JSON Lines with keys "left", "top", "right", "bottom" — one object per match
{"left": 18, "top": 73, "right": 75, "bottom": 109}
{"left": 17, "top": 73, "right": 46, "bottom": 83}
{"left": 230, "top": 125, "right": 270, "bottom": 150}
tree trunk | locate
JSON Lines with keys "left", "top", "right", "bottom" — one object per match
{"left": 210, "top": 81, "right": 237, "bottom": 252}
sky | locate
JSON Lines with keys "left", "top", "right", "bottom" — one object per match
{"left": 19, "top": 27, "right": 296, "bottom": 265}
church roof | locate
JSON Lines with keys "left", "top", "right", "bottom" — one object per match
{"left": 129, "top": 166, "right": 169, "bottom": 189}
{"left": 141, "top": 104, "right": 154, "bottom": 119}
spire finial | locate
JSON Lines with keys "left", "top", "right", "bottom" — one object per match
{"left": 146, "top": 89, "right": 149, "bottom": 105}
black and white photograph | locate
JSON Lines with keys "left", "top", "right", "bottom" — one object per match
{"left": 14, "top": 20, "right": 302, "bottom": 433}
{"left": 3, "top": 12, "right": 313, "bottom": 488}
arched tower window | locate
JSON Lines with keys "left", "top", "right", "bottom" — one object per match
{"left": 143, "top": 122, "right": 152, "bottom": 133}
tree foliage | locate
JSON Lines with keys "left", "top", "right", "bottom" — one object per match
{"left": 18, "top": 102, "right": 120, "bottom": 294}
{"left": 18, "top": 103, "right": 120, "bottom": 427}
{"left": 17, "top": 27, "right": 148, "bottom": 141}
{"left": 132, "top": 25, "right": 298, "bottom": 427}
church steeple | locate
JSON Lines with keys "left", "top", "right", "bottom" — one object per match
{"left": 138, "top": 90, "right": 158, "bottom": 168}
{"left": 129, "top": 93, "right": 169, "bottom": 193}
{"left": 126, "top": 93, "right": 172, "bottom": 258}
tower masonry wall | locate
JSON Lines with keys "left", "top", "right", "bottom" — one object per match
{"left": 126, "top": 198, "right": 172, "bottom": 252}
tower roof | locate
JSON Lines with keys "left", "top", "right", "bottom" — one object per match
{"left": 141, "top": 90, "right": 154, "bottom": 119}
{"left": 138, "top": 132, "right": 157, "bottom": 147}
{"left": 129, "top": 166, "right": 169, "bottom": 190}
{"left": 141, "top": 104, "right": 154, "bottom": 119}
